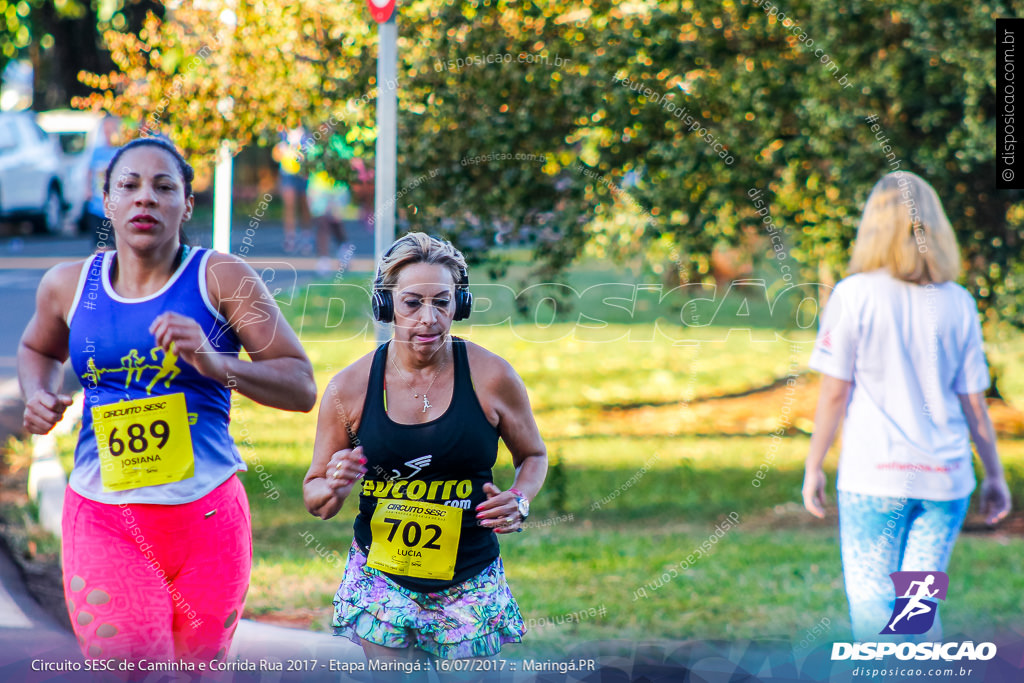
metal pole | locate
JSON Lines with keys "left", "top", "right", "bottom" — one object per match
{"left": 374, "top": 15, "right": 398, "bottom": 344}
{"left": 213, "top": 140, "right": 233, "bottom": 253}
{"left": 212, "top": 3, "right": 237, "bottom": 255}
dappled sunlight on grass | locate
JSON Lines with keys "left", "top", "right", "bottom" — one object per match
{"left": 218, "top": 312, "right": 1024, "bottom": 646}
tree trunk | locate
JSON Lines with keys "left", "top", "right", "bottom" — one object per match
{"left": 32, "top": 0, "right": 164, "bottom": 110}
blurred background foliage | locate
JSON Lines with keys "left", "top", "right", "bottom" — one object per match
{"left": 5, "top": 0, "right": 1024, "bottom": 332}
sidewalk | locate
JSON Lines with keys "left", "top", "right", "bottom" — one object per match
{"left": 0, "top": 378, "right": 84, "bottom": 680}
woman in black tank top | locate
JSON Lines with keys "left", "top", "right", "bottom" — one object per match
{"left": 303, "top": 233, "right": 547, "bottom": 664}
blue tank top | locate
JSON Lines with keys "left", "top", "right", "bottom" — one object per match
{"left": 67, "top": 248, "right": 245, "bottom": 504}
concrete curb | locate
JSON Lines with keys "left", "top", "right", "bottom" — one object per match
{"left": 26, "top": 393, "right": 80, "bottom": 538}
{"left": 26, "top": 438, "right": 66, "bottom": 539}
{"left": 230, "top": 619, "right": 365, "bottom": 663}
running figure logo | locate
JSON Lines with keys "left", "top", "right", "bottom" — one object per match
{"left": 390, "top": 455, "right": 432, "bottom": 480}
{"left": 83, "top": 346, "right": 182, "bottom": 395}
{"left": 882, "top": 571, "right": 949, "bottom": 635}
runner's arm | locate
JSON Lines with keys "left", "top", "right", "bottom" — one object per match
{"left": 18, "top": 263, "right": 81, "bottom": 434}
{"left": 304, "top": 373, "right": 366, "bottom": 520}
{"left": 150, "top": 254, "right": 316, "bottom": 412}
{"left": 476, "top": 357, "right": 547, "bottom": 530}
{"left": 494, "top": 363, "right": 547, "bottom": 501}
{"left": 802, "top": 373, "right": 851, "bottom": 518}
{"left": 959, "top": 391, "right": 1010, "bottom": 524}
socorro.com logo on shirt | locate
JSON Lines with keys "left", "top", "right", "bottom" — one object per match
{"left": 831, "top": 571, "right": 997, "bottom": 662}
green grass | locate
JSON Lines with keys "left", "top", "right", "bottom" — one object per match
{"left": 36, "top": 256, "right": 1024, "bottom": 657}
{"left": 228, "top": 320, "right": 1024, "bottom": 655}
{"left": 236, "top": 424, "right": 1024, "bottom": 656}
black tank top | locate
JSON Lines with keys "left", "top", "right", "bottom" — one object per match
{"left": 353, "top": 337, "right": 500, "bottom": 592}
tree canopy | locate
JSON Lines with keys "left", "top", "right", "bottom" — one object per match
{"left": 69, "top": 0, "right": 1024, "bottom": 327}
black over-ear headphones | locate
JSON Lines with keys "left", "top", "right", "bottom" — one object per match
{"left": 371, "top": 236, "right": 473, "bottom": 323}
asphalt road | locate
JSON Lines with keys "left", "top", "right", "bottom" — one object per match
{"left": 0, "top": 268, "right": 40, "bottom": 381}
{"left": 0, "top": 220, "right": 376, "bottom": 383}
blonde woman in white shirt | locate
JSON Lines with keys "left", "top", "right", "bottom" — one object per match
{"left": 802, "top": 171, "right": 1011, "bottom": 641}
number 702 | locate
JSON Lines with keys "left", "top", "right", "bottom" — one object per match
{"left": 382, "top": 518, "right": 443, "bottom": 549}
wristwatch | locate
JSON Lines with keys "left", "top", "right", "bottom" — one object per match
{"left": 509, "top": 487, "right": 530, "bottom": 521}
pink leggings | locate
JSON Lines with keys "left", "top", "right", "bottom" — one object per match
{"left": 62, "top": 475, "right": 252, "bottom": 662}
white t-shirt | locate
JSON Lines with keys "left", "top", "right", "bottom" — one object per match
{"left": 809, "top": 270, "right": 989, "bottom": 500}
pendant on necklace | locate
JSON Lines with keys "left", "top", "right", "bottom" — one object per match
{"left": 422, "top": 395, "right": 432, "bottom": 413}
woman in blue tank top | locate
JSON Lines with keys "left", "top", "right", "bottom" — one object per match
{"left": 303, "top": 232, "right": 548, "bottom": 662}
{"left": 18, "top": 137, "right": 316, "bottom": 663}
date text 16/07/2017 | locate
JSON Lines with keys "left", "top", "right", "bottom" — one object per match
{"left": 322, "top": 658, "right": 600, "bottom": 674}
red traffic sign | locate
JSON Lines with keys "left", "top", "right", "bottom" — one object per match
{"left": 367, "top": 0, "right": 395, "bottom": 22}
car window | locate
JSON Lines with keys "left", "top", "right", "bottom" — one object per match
{"left": 56, "top": 131, "right": 87, "bottom": 155}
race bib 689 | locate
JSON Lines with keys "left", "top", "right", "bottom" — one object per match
{"left": 92, "top": 393, "right": 195, "bottom": 492}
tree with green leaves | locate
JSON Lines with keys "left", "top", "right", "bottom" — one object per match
{"left": 78, "top": 0, "right": 1024, "bottom": 335}
{"left": 2, "top": 0, "right": 161, "bottom": 109}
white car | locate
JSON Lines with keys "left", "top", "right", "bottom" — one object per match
{"left": 0, "top": 110, "right": 65, "bottom": 233}
{"left": 37, "top": 109, "right": 104, "bottom": 234}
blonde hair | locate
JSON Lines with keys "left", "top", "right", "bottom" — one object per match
{"left": 376, "top": 232, "right": 468, "bottom": 291}
{"left": 848, "top": 172, "right": 961, "bottom": 284}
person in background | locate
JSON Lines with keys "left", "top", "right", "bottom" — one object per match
{"left": 272, "top": 127, "right": 313, "bottom": 254}
{"left": 309, "top": 170, "right": 353, "bottom": 276}
{"left": 350, "top": 157, "right": 375, "bottom": 234}
{"left": 802, "top": 171, "right": 1011, "bottom": 641}
{"left": 82, "top": 115, "right": 121, "bottom": 249}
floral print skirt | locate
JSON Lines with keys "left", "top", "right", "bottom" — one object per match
{"left": 332, "top": 541, "right": 525, "bottom": 658}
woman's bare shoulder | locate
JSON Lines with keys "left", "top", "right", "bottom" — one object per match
{"left": 462, "top": 338, "right": 519, "bottom": 389}
{"left": 322, "top": 349, "right": 378, "bottom": 422}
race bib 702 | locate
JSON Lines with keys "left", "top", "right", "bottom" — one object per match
{"left": 366, "top": 498, "right": 462, "bottom": 580}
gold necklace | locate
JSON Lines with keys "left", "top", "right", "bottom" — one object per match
{"left": 390, "top": 346, "right": 449, "bottom": 413}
